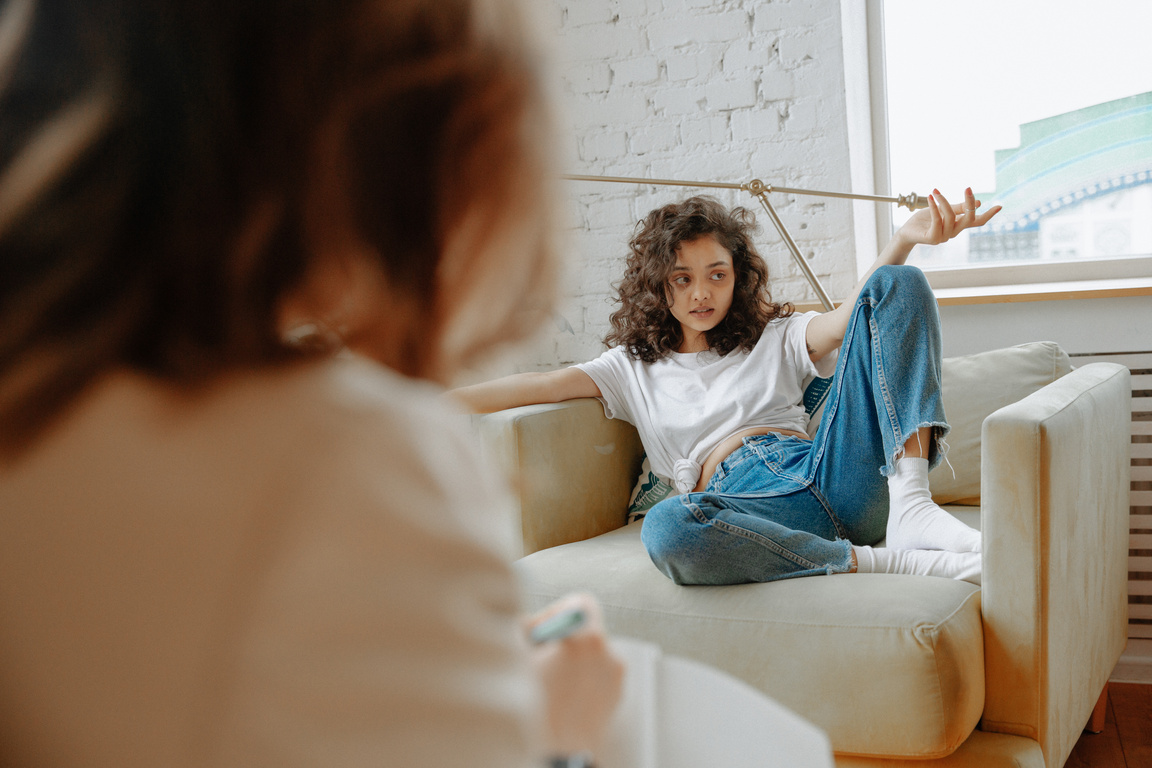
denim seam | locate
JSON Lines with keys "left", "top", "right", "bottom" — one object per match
{"left": 708, "top": 445, "right": 761, "bottom": 492}
{"left": 803, "top": 483, "right": 849, "bottom": 541}
{"left": 750, "top": 441, "right": 808, "bottom": 486}
{"left": 804, "top": 293, "right": 868, "bottom": 479}
{"left": 684, "top": 499, "right": 825, "bottom": 571}
{"left": 868, "top": 304, "right": 905, "bottom": 476}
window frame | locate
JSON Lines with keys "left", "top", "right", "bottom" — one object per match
{"left": 849, "top": 0, "right": 1152, "bottom": 298}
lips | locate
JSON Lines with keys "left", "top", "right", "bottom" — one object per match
{"left": 690, "top": 308, "right": 714, "bottom": 318}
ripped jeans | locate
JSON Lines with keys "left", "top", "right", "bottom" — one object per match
{"left": 640, "top": 265, "right": 950, "bottom": 586}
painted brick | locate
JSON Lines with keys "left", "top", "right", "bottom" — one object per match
{"left": 664, "top": 55, "right": 694, "bottom": 83}
{"left": 722, "top": 42, "right": 770, "bottom": 74}
{"left": 513, "top": 0, "right": 857, "bottom": 374}
{"left": 664, "top": 51, "right": 711, "bottom": 82}
{"left": 563, "top": 62, "right": 612, "bottom": 94}
{"left": 777, "top": 30, "right": 820, "bottom": 66}
{"left": 759, "top": 68, "right": 796, "bottom": 101}
{"left": 611, "top": 56, "right": 660, "bottom": 86}
{"left": 564, "top": 3, "right": 615, "bottom": 27}
{"left": 652, "top": 152, "right": 752, "bottom": 184}
{"left": 630, "top": 123, "right": 679, "bottom": 155}
{"left": 584, "top": 197, "right": 634, "bottom": 229}
{"left": 647, "top": 11, "right": 749, "bottom": 49}
{"left": 782, "top": 99, "right": 819, "bottom": 134}
{"left": 580, "top": 130, "right": 628, "bottom": 161}
{"left": 752, "top": 2, "right": 817, "bottom": 33}
{"left": 559, "top": 25, "right": 646, "bottom": 62}
{"left": 614, "top": 0, "right": 665, "bottom": 21}
{"left": 679, "top": 114, "right": 731, "bottom": 147}
{"left": 653, "top": 85, "right": 706, "bottom": 116}
{"left": 730, "top": 109, "right": 778, "bottom": 141}
{"left": 706, "top": 79, "right": 758, "bottom": 111}
{"left": 567, "top": 92, "right": 652, "bottom": 129}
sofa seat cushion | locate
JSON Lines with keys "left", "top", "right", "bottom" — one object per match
{"left": 515, "top": 521, "right": 985, "bottom": 760}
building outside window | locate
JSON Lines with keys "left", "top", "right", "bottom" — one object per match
{"left": 882, "top": 0, "right": 1152, "bottom": 276}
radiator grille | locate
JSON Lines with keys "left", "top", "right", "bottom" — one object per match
{"left": 1069, "top": 351, "right": 1152, "bottom": 649}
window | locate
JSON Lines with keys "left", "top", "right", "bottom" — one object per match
{"left": 877, "top": 0, "right": 1152, "bottom": 288}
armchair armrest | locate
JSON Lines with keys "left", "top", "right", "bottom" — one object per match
{"left": 476, "top": 399, "right": 643, "bottom": 557}
{"left": 979, "top": 363, "right": 1130, "bottom": 767}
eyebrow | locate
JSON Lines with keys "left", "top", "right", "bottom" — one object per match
{"left": 672, "top": 261, "right": 730, "bottom": 271}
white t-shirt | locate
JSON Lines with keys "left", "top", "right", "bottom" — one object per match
{"left": 576, "top": 311, "right": 838, "bottom": 494}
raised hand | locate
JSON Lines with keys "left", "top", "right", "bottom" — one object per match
{"left": 897, "top": 188, "right": 1002, "bottom": 248}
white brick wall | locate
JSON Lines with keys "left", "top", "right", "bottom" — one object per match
{"left": 468, "top": 0, "right": 860, "bottom": 379}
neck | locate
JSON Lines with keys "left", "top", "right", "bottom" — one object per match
{"left": 678, "top": 331, "right": 709, "bottom": 354}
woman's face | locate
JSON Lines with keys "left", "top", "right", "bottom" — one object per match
{"left": 666, "top": 234, "right": 735, "bottom": 354}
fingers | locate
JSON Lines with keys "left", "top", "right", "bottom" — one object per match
{"left": 932, "top": 188, "right": 1002, "bottom": 239}
{"left": 974, "top": 204, "right": 1003, "bottom": 227}
{"left": 959, "top": 187, "right": 978, "bottom": 228}
{"left": 931, "top": 189, "right": 955, "bottom": 240}
{"left": 525, "top": 592, "right": 605, "bottom": 636}
{"left": 926, "top": 193, "right": 943, "bottom": 242}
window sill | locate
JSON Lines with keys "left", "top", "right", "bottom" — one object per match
{"left": 793, "top": 276, "right": 1152, "bottom": 312}
{"left": 930, "top": 276, "right": 1152, "bottom": 306}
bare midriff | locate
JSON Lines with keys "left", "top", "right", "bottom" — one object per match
{"left": 693, "top": 426, "right": 810, "bottom": 493}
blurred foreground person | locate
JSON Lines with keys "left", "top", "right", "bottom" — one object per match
{"left": 0, "top": 0, "right": 619, "bottom": 765}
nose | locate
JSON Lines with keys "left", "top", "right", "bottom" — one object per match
{"left": 692, "top": 283, "right": 710, "bottom": 302}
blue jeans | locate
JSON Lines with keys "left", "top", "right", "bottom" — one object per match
{"left": 640, "top": 265, "right": 949, "bottom": 585}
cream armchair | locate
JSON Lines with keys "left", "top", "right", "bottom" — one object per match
{"left": 475, "top": 343, "right": 1131, "bottom": 768}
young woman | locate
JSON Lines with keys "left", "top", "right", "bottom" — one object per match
{"left": 0, "top": 0, "right": 619, "bottom": 765}
{"left": 453, "top": 194, "right": 1001, "bottom": 586}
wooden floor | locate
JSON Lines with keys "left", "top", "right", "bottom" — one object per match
{"left": 1065, "top": 683, "right": 1152, "bottom": 767}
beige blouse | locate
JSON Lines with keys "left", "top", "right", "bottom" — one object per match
{"left": 0, "top": 356, "right": 540, "bottom": 767}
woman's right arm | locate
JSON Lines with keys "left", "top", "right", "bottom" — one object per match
{"left": 448, "top": 367, "right": 601, "bottom": 414}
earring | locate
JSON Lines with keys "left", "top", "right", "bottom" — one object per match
{"left": 282, "top": 321, "right": 345, "bottom": 353}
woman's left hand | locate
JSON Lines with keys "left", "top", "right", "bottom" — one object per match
{"left": 896, "top": 187, "right": 1001, "bottom": 248}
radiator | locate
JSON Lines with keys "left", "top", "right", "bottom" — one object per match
{"left": 1070, "top": 350, "right": 1152, "bottom": 658}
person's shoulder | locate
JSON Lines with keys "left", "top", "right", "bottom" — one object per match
{"left": 764, "top": 308, "right": 815, "bottom": 325}
{"left": 276, "top": 354, "right": 476, "bottom": 467}
{"left": 292, "top": 353, "right": 450, "bottom": 427}
{"left": 761, "top": 310, "right": 816, "bottom": 335}
{"left": 197, "top": 354, "right": 475, "bottom": 495}
{"left": 255, "top": 355, "right": 518, "bottom": 555}
{"left": 579, "top": 342, "right": 646, "bottom": 372}
{"left": 589, "top": 343, "right": 631, "bottom": 362}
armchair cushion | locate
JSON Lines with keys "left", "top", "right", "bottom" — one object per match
{"left": 927, "top": 342, "right": 1071, "bottom": 505}
{"left": 516, "top": 519, "right": 986, "bottom": 759}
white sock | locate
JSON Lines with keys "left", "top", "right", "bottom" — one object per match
{"left": 887, "top": 457, "right": 981, "bottom": 553}
{"left": 853, "top": 545, "right": 981, "bottom": 585}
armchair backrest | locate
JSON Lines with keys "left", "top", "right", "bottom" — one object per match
{"left": 807, "top": 342, "right": 1073, "bottom": 505}
{"left": 476, "top": 399, "right": 643, "bottom": 557}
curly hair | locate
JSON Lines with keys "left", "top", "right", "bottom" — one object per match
{"left": 604, "top": 196, "right": 792, "bottom": 363}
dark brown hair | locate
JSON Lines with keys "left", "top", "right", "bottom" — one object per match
{"left": 0, "top": 0, "right": 552, "bottom": 454}
{"left": 604, "top": 196, "right": 792, "bottom": 363}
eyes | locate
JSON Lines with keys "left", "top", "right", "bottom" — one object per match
{"left": 670, "top": 271, "right": 729, "bottom": 288}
